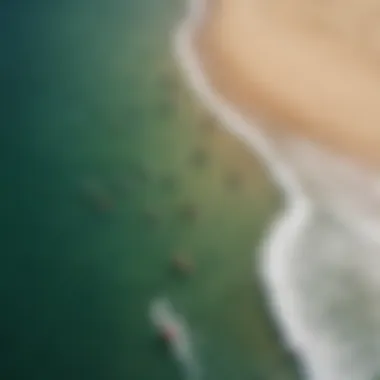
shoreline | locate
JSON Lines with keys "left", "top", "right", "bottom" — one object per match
{"left": 188, "top": 0, "right": 380, "bottom": 247}
{"left": 192, "top": 0, "right": 380, "bottom": 170}
{"left": 173, "top": 0, "right": 380, "bottom": 379}
{"left": 173, "top": 0, "right": 313, "bottom": 378}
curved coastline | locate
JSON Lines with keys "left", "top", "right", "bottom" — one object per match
{"left": 173, "top": 0, "right": 314, "bottom": 378}
{"left": 173, "top": 0, "right": 380, "bottom": 379}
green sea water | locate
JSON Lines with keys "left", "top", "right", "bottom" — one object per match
{"left": 1, "top": 0, "right": 300, "bottom": 379}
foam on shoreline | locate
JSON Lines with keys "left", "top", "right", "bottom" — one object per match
{"left": 173, "top": 0, "right": 313, "bottom": 377}
{"left": 173, "top": 0, "right": 380, "bottom": 379}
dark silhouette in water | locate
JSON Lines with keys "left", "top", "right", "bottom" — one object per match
{"left": 151, "top": 322, "right": 176, "bottom": 358}
{"left": 152, "top": 331, "right": 172, "bottom": 354}
{"left": 171, "top": 254, "right": 194, "bottom": 276}
{"left": 179, "top": 202, "right": 198, "bottom": 223}
{"left": 158, "top": 324, "right": 178, "bottom": 343}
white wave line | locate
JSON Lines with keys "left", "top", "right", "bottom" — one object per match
{"left": 172, "top": 0, "right": 317, "bottom": 378}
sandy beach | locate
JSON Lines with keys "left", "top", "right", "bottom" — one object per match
{"left": 193, "top": 0, "right": 380, "bottom": 169}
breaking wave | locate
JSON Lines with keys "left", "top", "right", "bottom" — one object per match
{"left": 173, "top": 0, "right": 380, "bottom": 379}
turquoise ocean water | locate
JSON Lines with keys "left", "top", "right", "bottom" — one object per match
{"left": 1, "top": 0, "right": 300, "bottom": 379}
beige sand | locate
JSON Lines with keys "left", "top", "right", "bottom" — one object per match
{"left": 194, "top": 0, "right": 380, "bottom": 169}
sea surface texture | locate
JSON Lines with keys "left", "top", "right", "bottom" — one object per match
{"left": 1, "top": 0, "right": 300, "bottom": 380}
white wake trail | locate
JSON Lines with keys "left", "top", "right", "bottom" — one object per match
{"left": 149, "top": 297, "right": 201, "bottom": 380}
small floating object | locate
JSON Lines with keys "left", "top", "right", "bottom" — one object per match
{"left": 149, "top": 297, "right": 189, "bottom": 347}
{"left": 159, "top": 324, "right": 178, "bottom": 343}
{"left": 150, "top": 298, "right": 179, "bottom": 344}
{"left": 179, "top": 202, "right": 198, "bottom": 222}
{"left": 171, "top": 255, "right": 194, "bottom": 275}
{"left": 149, "top": 298, "right": 199, "bottom": 377}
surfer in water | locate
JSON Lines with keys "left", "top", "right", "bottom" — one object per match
{"left": 149, "top": 297, "right": 201, "bottom": 380}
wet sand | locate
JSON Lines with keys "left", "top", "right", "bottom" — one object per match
{"left": 193, "top": 0, "right": 380, "bottom": 169}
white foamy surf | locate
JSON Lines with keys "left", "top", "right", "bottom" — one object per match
{"left": 149, "top": 297, "right": 201, "bottom": 380}
{"left": 173, "top": 0, "right": 380, "bottom": 379}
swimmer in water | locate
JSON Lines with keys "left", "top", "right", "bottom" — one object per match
{"left": 171, "top": 254, "right": 195, "bottom": 276}
{"left": 149, "top": 297, "right": 201, "bottom": 380}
